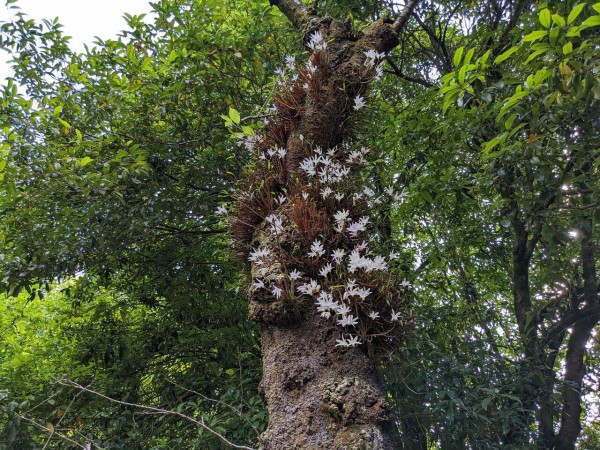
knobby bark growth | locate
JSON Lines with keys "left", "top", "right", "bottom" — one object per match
{"left": 231, "top": 0, "right": 420, "bottom": 448}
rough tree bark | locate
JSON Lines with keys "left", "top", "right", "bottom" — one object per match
{"left": 231, "top": 1, "right": 420, "bottom": 448}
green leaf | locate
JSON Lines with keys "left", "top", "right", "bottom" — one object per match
{"left": 568, "top": 3, "right": 587, "bottom": 24}
{"left": 453, "top": 46, "right": 464, "bottom": 67}
{"left": 79, "top": 156, "right": 93, "bottom": 167}
{"left": 552, "top": 13, "right": 566, "bottom": 27}
{"left": 522, "top": 30, "right": 548, "bottom": 42}
{"left": 228, "top": 107, "right": 241, "bottom": 125}
{"left": 539, "top": 9, "right": 552, "bottom": 28}
{"left": 494, "top": 46, "right": 519, "bottom": 64}
{"left": 53, "top": 105, "right": 63, "bottom": 118}
{"left": 525, "top": 49, "right": 547, "bottom": 63}
{"left": 504, "top": 113, "right": 517, "bottom": 130}
{"left": 0, "top": 159, "right": 6, "bottom": 172}
{"left": 463, "top": 48, "right": 475, "bottom": 66}
{"left": 458, "top": 66, "right": 468, "bottom": 85}
{"left": 482, "top": 136, "right": 502, "bottom": 155}
{"left": 580, "top": 14, "right": 600, "bottom": 30}
{"left": 563, "top": 41, "right": 573, "bottom": 54}
{"left": 593, "top": 3, "right": 600, "bottom": 13}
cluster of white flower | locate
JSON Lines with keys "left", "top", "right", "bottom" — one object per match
{"left": 259, "top": 146, "right": 287, "bottom": 161}
{"left": 307, "top": 30, "right": 327, "bottom": 51}
{"left": 237, "top": 133, "right": 261, "bottom": 152}
{"left": 336, "top": 334, "right": 362, "bottom": 347}
{"left": 236, "top": 41, "right": 415, "bottom": 351}
{"left": 346, "top": 147, "right": 370, "bottom": 165}
{"left": 363, "top": 49, "right": 385, "bottom": 67}
{"left": 299, "top": 147, "right": 352, "bottom": 184}
{"left": 363, "top": 49, "right": 385, "bottom": 81}
{"left": 347, "top": 217, "right": 370, "bottom": 238}
{"left": 265, "top": 214, "right": 284, "bottom": 236}
{"left": 347, "top": 247, "right": 388, "bottom": 273}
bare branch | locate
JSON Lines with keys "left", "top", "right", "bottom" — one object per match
{"left": 58, "top": 380, "right": 256, "bottom": 450}
{"left": 385, "top": 55, "right": 433, "bottom": 87}
{"left": 15, "top": 413, "right": 96, "bottom": 449}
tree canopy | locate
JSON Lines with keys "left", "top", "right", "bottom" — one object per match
{"left": 1, "top": 0, "right": 599, "bottom": 448}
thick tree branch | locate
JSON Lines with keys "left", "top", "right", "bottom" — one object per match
{"left": 393, "top": 0, "right": 421, "bottom": 34}
{"left": 272, "top": 0, "right": 311, "bottom": 32}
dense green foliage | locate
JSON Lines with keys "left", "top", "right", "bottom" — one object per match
{"left": 1, "top": 0, "right": 599, "bottom": 448}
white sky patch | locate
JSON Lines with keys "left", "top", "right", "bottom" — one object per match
{"left": 1, "top": 0, "right": 155, "bottom": 83}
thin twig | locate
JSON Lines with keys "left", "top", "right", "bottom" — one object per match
{"left": 58, "top": 380, "right": 256, "bottom": 450}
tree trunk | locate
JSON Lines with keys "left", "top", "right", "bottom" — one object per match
{"left": 231, "top": 1, "right": 420, "bottom": 448}
{"left": 555, "top": 221, "right": 599, "bottom": 449}
{"left": 257, "top": 308, "right": 399, "bottom": 449}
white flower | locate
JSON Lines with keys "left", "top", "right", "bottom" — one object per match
{"left": 275, "top": 67, "right": 286, "bottom": 77}
{"left": 373, "top": 64, "right": 384, "bottom": 81}
{"left": 316, "top": 291, "right": 337, "bottom": 313}
{"left": 299, "top": 134, "right": 304, "bottom": 141}
{"left": 307, "top": 30, "right": 327, "bottom": 50}
{"left": 335, "top": 334, "right": 362, "bottom": 347}
{"left": 306, "top": 61, "right": 318, "bottom": 73}
{"left": 321, "top": 311, "right": 332, "bottom": 319}
{"left": 391, "top": 310, "right": 401, "bottom": 322}
{"left": 289, "top": 269, "right": 302, "bottom": 280}
{"left": 345, "top": 335, "right": 362, "bottom": 346}
{"left": 248, "top": 247, "right": 270, "bottom": 263}
{"left": 371, "top": 255, "right": 388, "bottom": 271}
{"left": 336, "top": 304, "right": 351, "bottom": 316}
{"left": 353, "top": 95, "right": 367, "bottom": 110}
{"left": 302, "top": 192, "right": 310, "bottom": 200}
{"left": 252, "top": 278, "right": 265, "bottom": 291}
{"left": 388, "top": 251, "right": 399, "bottom": 260}
{"left": 363, "top": 49, "right": 385, "bottom": 66}
{"left": 215, "top": 205, "right": 228, "bottom": 216}
{"left": 363, "top": 187, "right": 375, "bottom": 197}
{"left": 277, "top": 147, "right": 287, "bottom": 159}
{"left": 394, "top": 191, "right": 408, "bottom": 202}
{"left": 277, "top": 194, "right": 287, "bottom": 204}
{"left": 355, "top": 241, "right": 369, "bottom": 252}
{"left": 331, "top": 248, "right": 346, "bottom": 264}
{"left": 321, "top": 187, "right": 333, "bottom": 198}
{"left": 355, "top": 287, "right": 372, "bottom": 300}
{"left": 335, "top": 193, "right": 344, "bottom": 201}
{"left": 313, "top": 146, "right": 322, "bottom": 155}
{"left": 368, "top": 311, "right": 380, "bottom": 320}
{"left": 347, "top": 217, "right": 371, "bottom": 237}
{"left": 336, "top": 336, "right": 349, "bottom": 347}
{"left": 319, "top": 262, "right": 334, "bottom": 278}
{"left": 300, "top": 156, "right": 319, "bottom": 177}
{"left": 285, "top": 55, "right": 296, "bottom": 70}
{"left": 400, "top": 279, "right": 412, "bottom": 288}
{"left": 265, "top": 214, "right": 284, "bottom": 235}
{"left": 338, "top": 314, "right": 359, "bottom": 327}
{"left": 267, "top": 148, "right": 277, "bottom": 157}
{"left": 297, "top": 279, "right": 321, "bottom": 296}
{"left": 308, "top": 239, "right": 325, "bottom": 258}
{"left": 333, "top": 210, "right": 349, "bottom": 230}
{"left": 272, "top": 285, "right": 283, "bottom": 299}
